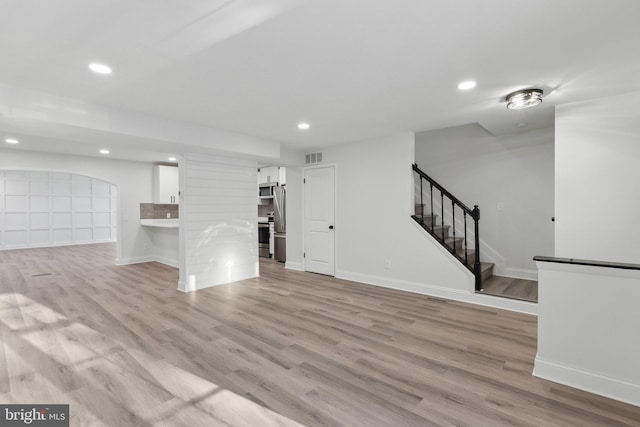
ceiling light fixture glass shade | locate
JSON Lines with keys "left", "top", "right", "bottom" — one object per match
{"left": 506, "top": 89, "right": 543, "bottom": 110}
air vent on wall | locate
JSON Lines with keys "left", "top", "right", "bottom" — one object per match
{"left": 305, "top": 152, "right": 323, "bottom": 165}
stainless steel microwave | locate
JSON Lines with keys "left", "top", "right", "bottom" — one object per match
{"left": 259, "top": 183, "right": 275, "bottom": 197}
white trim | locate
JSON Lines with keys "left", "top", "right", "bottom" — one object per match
{"left": 502, "top": 267, "right": 538, "bottom": 281}
{"left": 335, "top": 269, "right": 537, "bottom": 315}
{"left": 152, "top": 256, "right": 179, "bottom": 268}
{"left": 116, "top": 255, "right": 154, "bottom": 266}
{"left": 534, "top": 358, "right": 640, "bottom": 408}
{"left": 285, "top": 261, "right": 304, "bottom": 271}
{"left": 0, "top": 240, "right": 116, "bottom": 251}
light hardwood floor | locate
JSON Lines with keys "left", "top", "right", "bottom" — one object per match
{"left": 1, "top": 243, "right": 638, "bottom": 426}
{"left": 480, "top": 276, "right": 538, "bottom": 302}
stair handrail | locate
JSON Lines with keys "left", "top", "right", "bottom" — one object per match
{"left": 412, "top": 163, "right": 483, "bottom": 290}
{"left": 412, "top": 163, "right": 477, "bottom": 219}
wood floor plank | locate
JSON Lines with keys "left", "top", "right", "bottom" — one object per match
{"left": 0, "top": 243, "right": 638, "bottom": 426}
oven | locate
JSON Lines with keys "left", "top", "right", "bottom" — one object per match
{"left": 258, "top": 222, "right": 270, "bottom": 258}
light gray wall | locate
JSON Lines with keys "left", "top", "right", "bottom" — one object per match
{"left": 319, "top": 132, "right": 473, "bottom": 294}
{"left": 415, "top": 124, "right": 554, "bottom": 278}
{"left": 285, "top": 131, "right": 536, "bottom": 313}
{"left": 0, "top": 148, "right": 154, "bottom": 264}
{"left": 535, "top": 261, "right": 640, "bottom": 407}
{"left": 555, "top": 90, "right": 640, "bottom": 263}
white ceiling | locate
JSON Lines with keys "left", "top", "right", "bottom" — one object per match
{"left": 1, "top": 0, "right": 640, "bottom": 160}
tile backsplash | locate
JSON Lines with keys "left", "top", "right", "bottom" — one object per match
{"left": 258, "top": 203, "right": 273, "bottom": 217}
{"left": 140, "top": 203, "right": 179, "bottom": 219}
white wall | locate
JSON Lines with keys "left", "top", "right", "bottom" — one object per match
{"left": 415, "top": 124, "right": 554, "bottom": 278}
{"left": 555, "top": 90, "right": 640, "bottom": 263}
{"left": 178, "top": 153, "right": 258, "bottom": 291}
{"left": 534, "top": 261, "right": 640, "bottom": 407}
{"left": 152, "top": 227, "right": 179, "bottom": 268}
{"left": 0, "top": 148, "right": 154, "bottom": 264}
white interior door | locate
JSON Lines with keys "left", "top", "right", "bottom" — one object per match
{"left": 304, "top": 166, "right": 335, "bottom": 276}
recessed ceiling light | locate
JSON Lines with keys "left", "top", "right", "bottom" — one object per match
{"left": 168, "top": 157, "right": 177, "bottom": 161}
{"left": 99, "top": 149, "right": 110, "bottom": 154}
{"left": 457, "top": 81, "right": 476, "bottom": 90}
{"left": 5, "top": 138, "right": 19, "bottom": 144}
{"left": 516, "top": 122, "right": 529, "bottom": 128}
{"left": 298, "top": 122, "right": 310, "bottom": 130}
{"left": 506, "top": 89, "right": 543, "bottom": 109}
{"left": 89, "top": 63, "right": 112, "bottom": 75}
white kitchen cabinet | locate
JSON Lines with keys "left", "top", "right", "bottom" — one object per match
{"left": 153, "top": 165, "right": 179, "bottom": 204}
{"left": 278, "top": 167, "right": 286, "bottom": 186}
{"left": 258, "top": 166, "right": 279, "bottom": 184}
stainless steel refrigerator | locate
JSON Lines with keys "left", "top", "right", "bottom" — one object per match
{"left": 273, "top": 186, "right": 286, "bottom": 262}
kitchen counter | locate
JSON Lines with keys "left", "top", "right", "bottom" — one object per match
{"left": 140, "top": 218, "right": 179, "bottom": 228}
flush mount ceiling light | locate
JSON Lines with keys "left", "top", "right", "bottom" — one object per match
{"left": 89, "top": 63, "right": 112, "bottom": 74}
{"left": 5, "top": 138, "right": 19, "bottom": 144}
{"left": 298, "top": 122, "right": 310, "bottom": 130}
{"left": 457, "top": 80, "right": 476, "bottom": 90}
{"left": 99, "top": 149, "right": 110, "bottom": 154}
{"left": 506, "top": 88, "right": 543, "bottom": 110}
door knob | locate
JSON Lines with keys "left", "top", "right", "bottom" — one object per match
{"left": 329, "top": 225, "right": 334, "bottom": 230}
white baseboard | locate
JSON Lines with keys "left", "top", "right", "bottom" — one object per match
{"left": 153, "top": 256, "right": 179, "bottom": 268}
{"left": 116, "top": 255, "right": 178, "bottom": 268}
{"left": 501, "top": 267, "right": 538, "bottom": 281}
{"left": 285, "top": 261, "right": 304, "bottom": 271}
{"left": 116, "top": 255, "right": 154, "bottom": 266}
{"left": 534, "top": 357, "right": 640, "bottom": 408}
{"left": 1, "top": 240, "right": 116, "bottom": 251}
{"left": 336, "top": 269, "right": 537, "bottom": 315}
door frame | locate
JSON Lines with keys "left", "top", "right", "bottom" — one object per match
{"left": 302, "top": 163, "right": 337, "bottom": 275}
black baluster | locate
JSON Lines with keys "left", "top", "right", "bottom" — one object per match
{"left": 440, "top": 193, "right": 444, "bottom": 242}
{"left": 452, "top": 200, "right": 456, "bottom": 253}
{"left": 464, "top": 211, "right": 468, "bottom": 265}
{"left": 420, "top": 175, "right": 424, "bottom": 223}
{"left": 430, "top": 183, "right": 434, "bottom": 230}
{"left": 473, "top": 205, "right": 482, "bottom": 291}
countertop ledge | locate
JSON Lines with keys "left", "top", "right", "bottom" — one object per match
{"left": 140, "top": 219, "right": 179, "bottom": 228}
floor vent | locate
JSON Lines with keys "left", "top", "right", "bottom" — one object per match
{"left": 305, "top": 152, "right": 323, "bottom": 165}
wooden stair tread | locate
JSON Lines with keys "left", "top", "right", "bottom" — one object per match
{"left": 412, "top": 214, "right": 494, "bottom": 283}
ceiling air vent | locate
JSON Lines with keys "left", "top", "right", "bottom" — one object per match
{"left": 305, "top": 152, "right": 323, "bottom": 165}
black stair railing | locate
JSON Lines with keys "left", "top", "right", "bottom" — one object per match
{"left": 412, "top": 163, "right": 483, "bottom": 291}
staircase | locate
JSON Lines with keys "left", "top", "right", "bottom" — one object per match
{"left": 412, "top": 204, "right": 494, "bottom": 284}
{"left": 412, "top": 164, "right": 494, "bottom": 290}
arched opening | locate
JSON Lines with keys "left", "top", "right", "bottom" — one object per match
{"left": 0, "top": 170, "right": 117, "bottom": 251}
